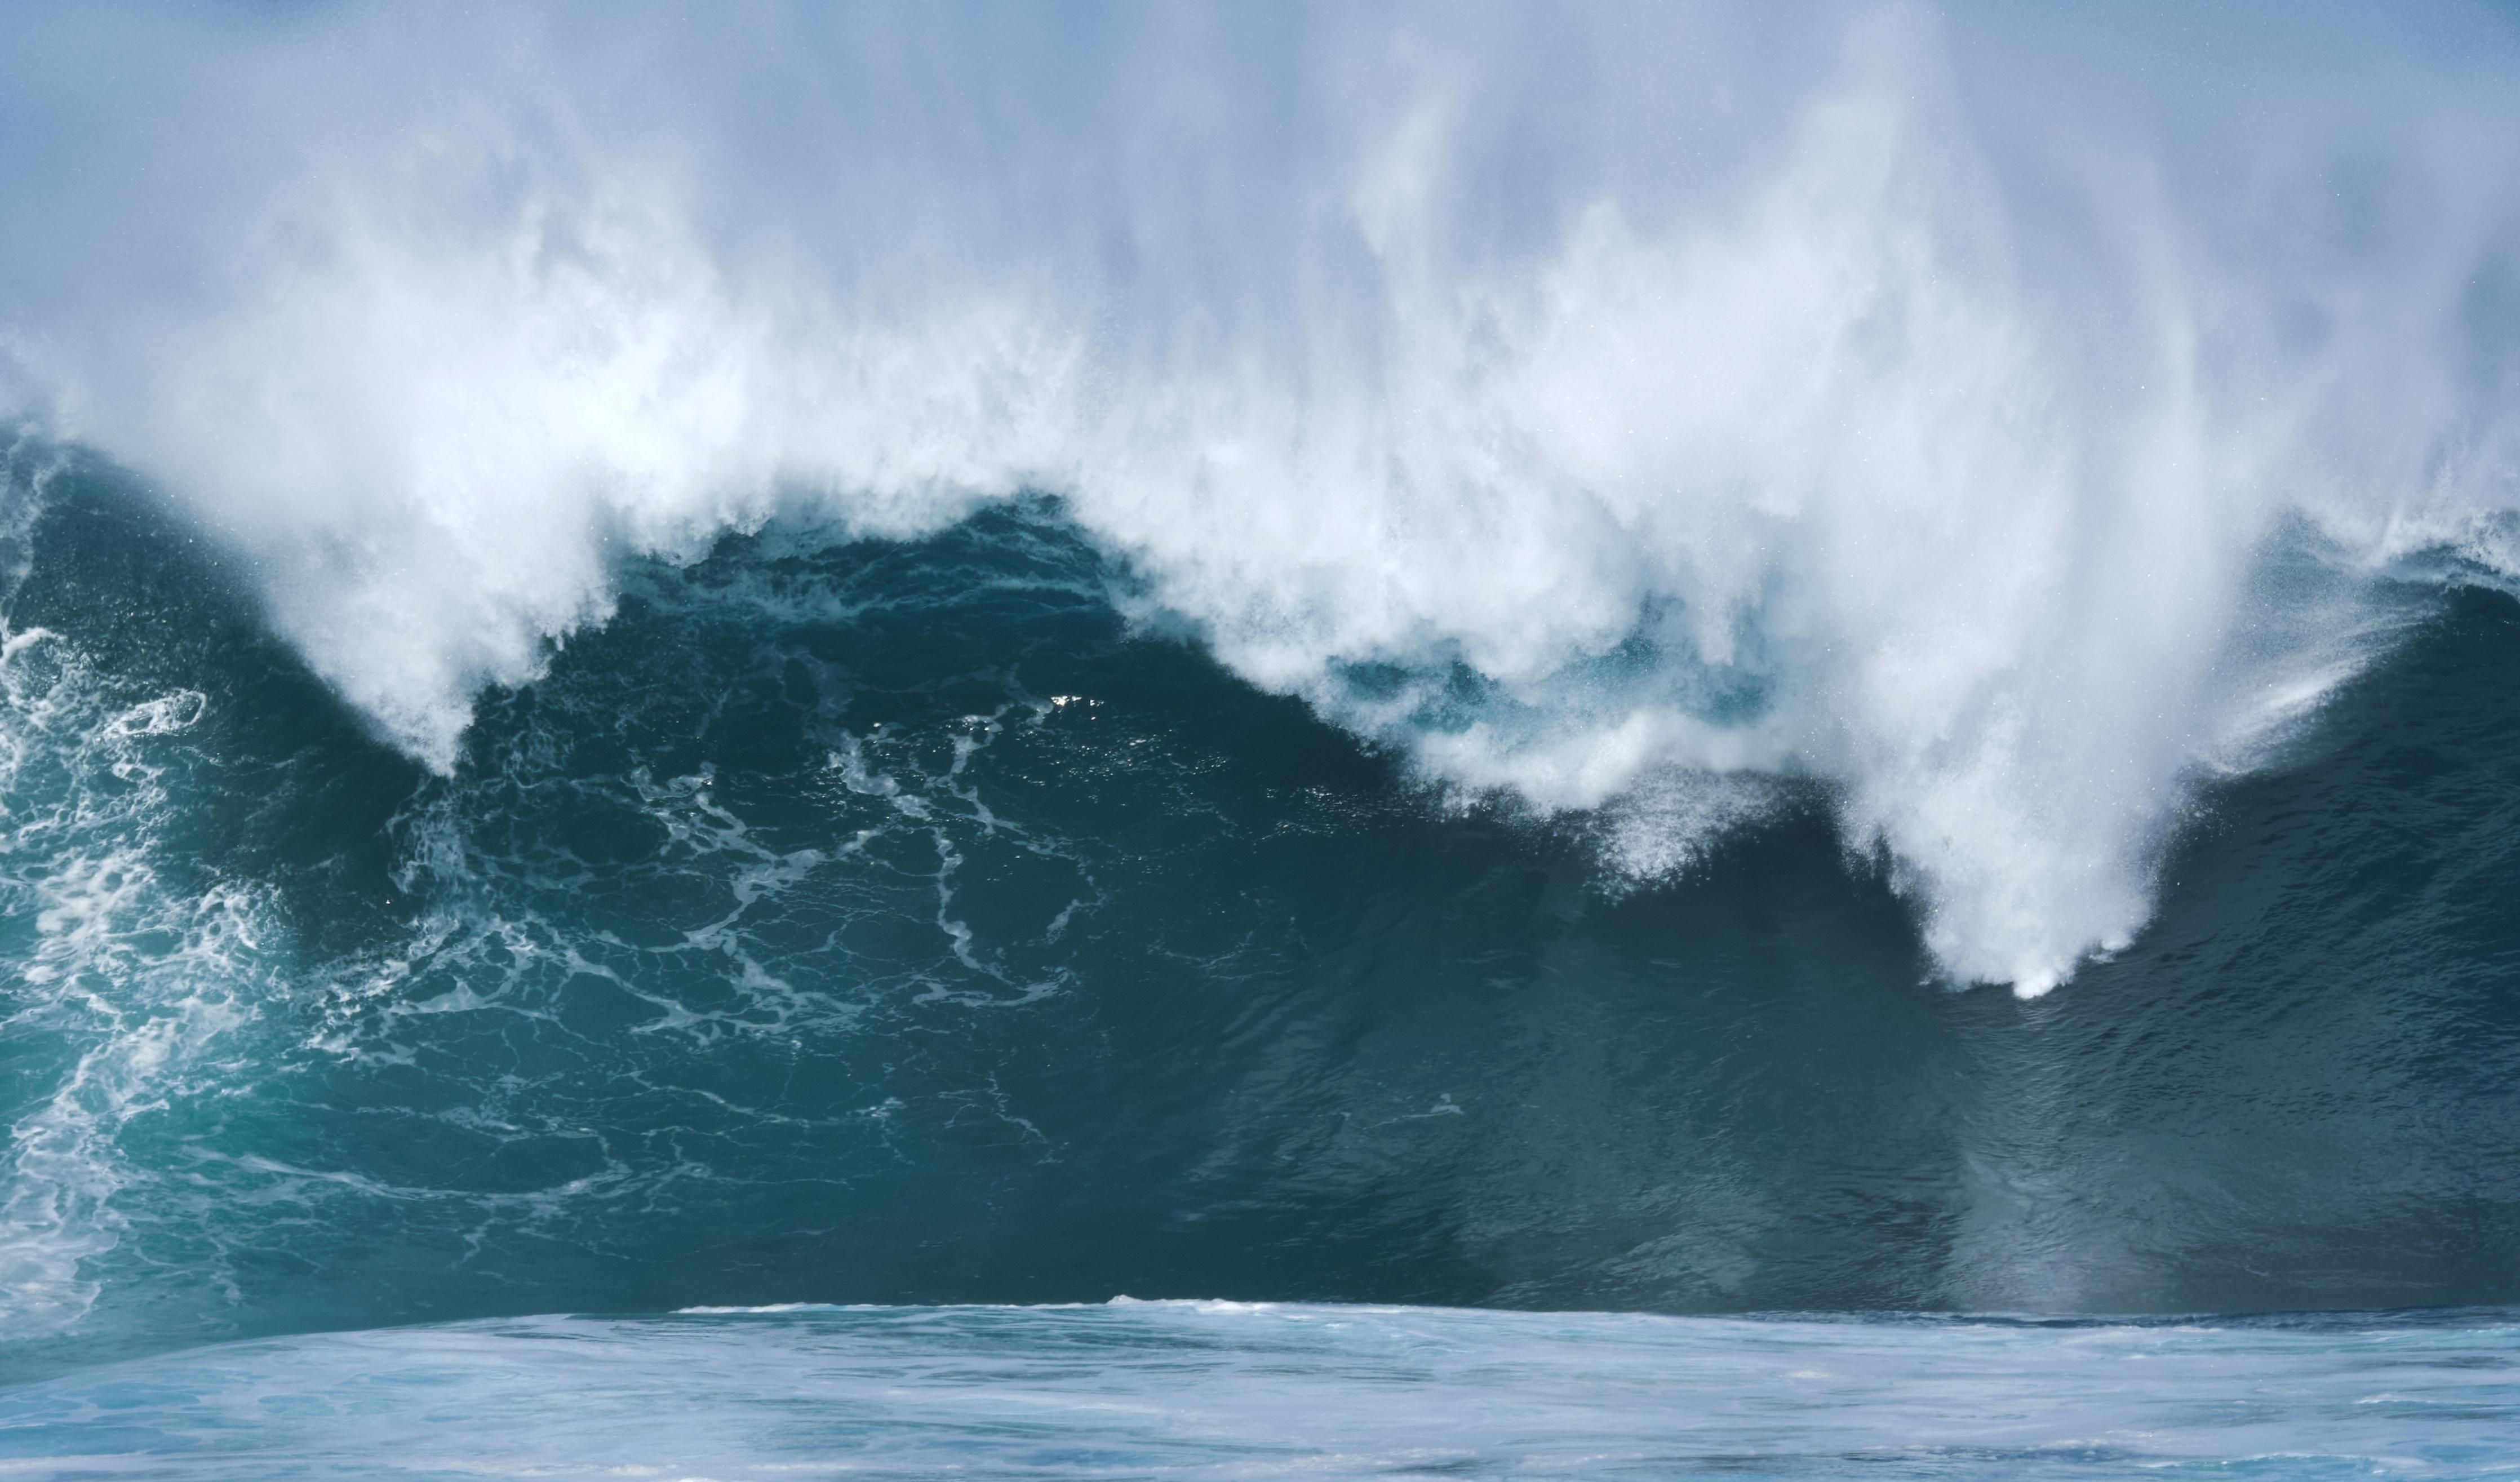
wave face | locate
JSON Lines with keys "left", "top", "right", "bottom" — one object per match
{"left": 11, "top": 1302, "right": 2520, "bottom": 1479}
{"left": 6, "top": 3, "right": 2520, "bottom": 988}
{"left": 3, "top": 449, "right": 2520, "bottom": 1386}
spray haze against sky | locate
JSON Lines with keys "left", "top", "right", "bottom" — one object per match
{"left": 5, "top": 1, "right": 2520, "bottom": 993}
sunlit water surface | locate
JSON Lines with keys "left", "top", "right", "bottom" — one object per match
{"left": 7, "top": 1301, "right": 2519, "bottom": 1480}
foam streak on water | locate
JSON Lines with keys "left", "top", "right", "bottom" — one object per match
{"left": 5, "top": 1301, "right": 2518, "bottom": 1479}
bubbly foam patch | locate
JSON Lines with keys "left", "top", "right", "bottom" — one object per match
{"left": 5, "top": 4, "right": 2519, "bottom": 991}
{"left": 0, "top": 459, "right": 271, "bottom": 1335}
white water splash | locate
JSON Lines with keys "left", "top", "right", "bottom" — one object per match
{"left": 3, "top": 2, "right": 2518, "bottom": 990}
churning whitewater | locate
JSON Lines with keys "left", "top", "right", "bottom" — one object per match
{"left": 5, "top": 2, "right": 2520, "bottom": 1477}
{"left": 6, "top": 2, "right": 2519, "bottom": 991}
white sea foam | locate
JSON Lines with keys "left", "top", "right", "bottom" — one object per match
{"left": 4, "top": 3, "right": 2518, "bottom": 991}
{"left": 0, "top": 540, "right": 267, "bottom": 1337}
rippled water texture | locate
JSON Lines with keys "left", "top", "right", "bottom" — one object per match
{"left": 11, "top": 1302, "right": 2520, "bottom": 1480}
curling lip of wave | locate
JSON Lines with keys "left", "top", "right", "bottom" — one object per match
{"left": 6, "top": 2, "right": 2520, "bottom": 992}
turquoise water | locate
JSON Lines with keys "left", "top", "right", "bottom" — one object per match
{"left": 8, "top": 463, "right": 2520, "bottom": 1374}
{"left": 5, "top": 459, "right": 2520, "bottom": 1474}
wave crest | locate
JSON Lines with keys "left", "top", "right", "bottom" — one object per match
{"left": 5, "top": 2, "right": 2519, "bottom": 988}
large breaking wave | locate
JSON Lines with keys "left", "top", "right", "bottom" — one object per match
{"left": 7, "top": 3, "right": 2520, "bottom": 990}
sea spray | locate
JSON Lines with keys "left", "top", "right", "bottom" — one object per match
{"left": 10, "top": 4, "right": 2520, "bottom": 986}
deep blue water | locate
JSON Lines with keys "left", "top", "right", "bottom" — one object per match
{"left": 5, "top": 451, "right": 2520, "bottom": 1473}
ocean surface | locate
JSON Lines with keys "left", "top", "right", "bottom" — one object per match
{"left": 10, "top": 1301, "right": 2520, "bottom": 1480}
{"left": 7, "top": 2, "right": 2520, "bottom": 1476}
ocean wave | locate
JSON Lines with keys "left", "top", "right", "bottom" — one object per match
{"left": 8, "top": 5, "right": 2520, "bottom": 988}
